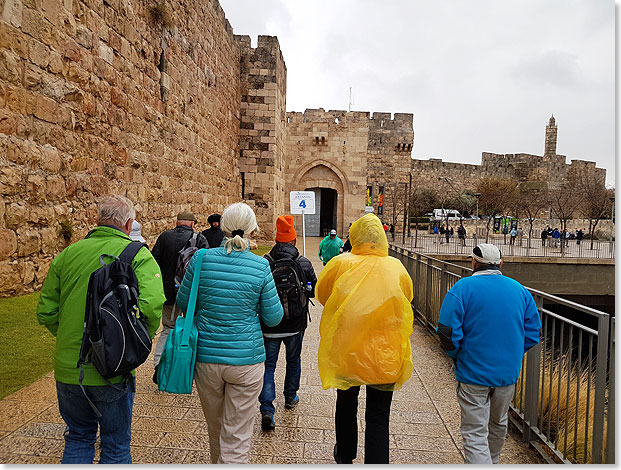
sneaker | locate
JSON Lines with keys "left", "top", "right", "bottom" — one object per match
{"left": 284, "top": 395, "right": 299, "bottom": 410}
{"left": 261, "top": 413, "right": 275, "bottom": 431}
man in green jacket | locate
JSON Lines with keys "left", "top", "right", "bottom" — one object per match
{"left": 318, "top": 229, "right": 343, "bottom": 266}
{"left": 37, "top": 195, "right": 165, "bottom": 464}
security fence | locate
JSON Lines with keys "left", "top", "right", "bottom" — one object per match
{"left": 389, "top": 245, "right": 614, "bottom": 464}
{"left": 390, "top": 233, "right": 615, "bottom": 259}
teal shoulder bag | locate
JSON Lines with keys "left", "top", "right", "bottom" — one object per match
{"left": 157, "top": 248, "right": 205, "bottom": 394}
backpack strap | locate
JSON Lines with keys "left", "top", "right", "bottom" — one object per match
{"left": 181, "top": 249, "right": 205, "bottom": 347}
{"left": 119, "top": 241, "right": 146, "bottom": 264}
{"left": 189, "top": 232, "right": 198, "bottom": 249}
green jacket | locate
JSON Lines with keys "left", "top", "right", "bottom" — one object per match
{"left": 318, "top": 235, "right": 343, "bottom": 264}
{"left": 37, "top": 226, "right": 165, "bottom": 385}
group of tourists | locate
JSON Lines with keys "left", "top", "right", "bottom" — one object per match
{"left": 540, "top": 226, "right": 584, "bottom": 247}
{"left": 36, "top": 194, "right": 541, "bottom": 464}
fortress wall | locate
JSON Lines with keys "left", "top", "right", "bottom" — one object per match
{"left": 0, "top": 0, "right": 243, "bottom": 295}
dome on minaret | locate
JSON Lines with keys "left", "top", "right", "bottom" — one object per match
{"left": 549, "top": 115, "right": 555, "bottom": 126}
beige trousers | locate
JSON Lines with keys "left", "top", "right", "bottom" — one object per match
{"left": 194, "top": 362, "right": 264, "bottom": 464}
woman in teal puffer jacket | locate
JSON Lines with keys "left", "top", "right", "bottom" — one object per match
{"left": 176, "top": 202, "right": 283, "bottom": 464}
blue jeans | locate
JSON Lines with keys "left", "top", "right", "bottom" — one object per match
{"left": 56, "top": 377, "right": 135, "bottom": 464}
{"left": 259, "top": 331, "right": 304, "bottom": 415}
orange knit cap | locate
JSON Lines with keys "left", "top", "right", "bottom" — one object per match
{"left": 275, "top": 215, "right": 297, "bottom": 243}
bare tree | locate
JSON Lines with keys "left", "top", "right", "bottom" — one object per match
{"left": 517, "top": 181, "right": 549, "bottom": 246}
{"left": 409, "top": 187, "right": 440, "bottom": 247}
{"left": 573, "top": 167, "right": 615, "bottom": 249}
{"left": 475, "top": 177, "right": 519, "bottom": 242}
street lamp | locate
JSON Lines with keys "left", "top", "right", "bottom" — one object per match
{"left": 474, "top": 193, "right": 481, "bottom": 242}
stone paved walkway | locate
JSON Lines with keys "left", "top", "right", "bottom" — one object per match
{"left": 0, "top": 238, "right": 543, "bottom": 464}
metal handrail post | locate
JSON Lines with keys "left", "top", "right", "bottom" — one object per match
{"left": 426, "top": 258, "right": 433, "bottom": 325}
{"left": 606, "top": 318, "right": 615, "bottom": 463}
{"left": 523, "top": 293, "right": 543, "bottom": 442}
{"left": 592, "top": 313, "right": 610, "bottom": 463}
{"left": 440, "top": 262, "right": 447, "bottom": 301}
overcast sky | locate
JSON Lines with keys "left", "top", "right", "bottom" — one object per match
{"left": 220, "top": 0, "right": 615, "bottom": 186}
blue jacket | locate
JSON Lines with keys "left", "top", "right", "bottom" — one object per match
{"left": 436, "top": 270, "right": 541, "bottom": 387}
{"left": 176, "top": 247, "right": 284, "bottom": 365}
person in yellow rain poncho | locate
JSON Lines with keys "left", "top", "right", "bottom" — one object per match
{"left": 316, "top": 213, "right": 414, "bottom": 465}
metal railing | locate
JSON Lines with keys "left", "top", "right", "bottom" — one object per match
{"left": 389, "top": 244, "right": 614, "bottom": 464}
{"left": 390, "top": 233, "right": 615, "bottom": 259}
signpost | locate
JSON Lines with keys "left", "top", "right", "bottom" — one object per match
{"left": 289, "top": 191, "right": 316, "bottom": 256}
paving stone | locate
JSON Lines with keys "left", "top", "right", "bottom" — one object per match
{"left": 157, "top": 432, "right": 211, "bottom": 450}
{"left": 182, "top": 408, "right": 206, "bottom": 421}
{"left": 134, "top": 392, "right": 177, "bottom": 406}
{"left": 132, "top": 416, "right": 200, "bottom": 434}
{"left": 130, "top": 430, "right": 166, "bottom": 447}
{"left": 0, "top": 435, "right": 64, "bottom": 456}
{"left": 132, "top": 404, "right": 189, "bottom": 420}
{"left": 182, "top": 449, "right": 212, "bottom": 464}
{"left": 250, "top": 439, "right": 304, "bottom": 458}
{"left": 297, "top": 415, "right": 334, "bottom": 430}
{"left": 393, "top": 434, "right": 459, "bottom": 452}
{"left": 0, "top": 401, "right": 52, "bottom": 431}
{"left": 389, "top": 422, "right": 449, "bottom": 437}
{"left": 31, "top": 405, "right": 64, "bottom": 424}
{"left": 130, "top": 446, "right": 188, "bottom": 464}
{"left": 3, "top": 376, "right": 57, "bottom": 402}
{"left": 7, "top": 455, "right": 61, "bottom": 464}
{"left": 12, "top": 421, "right": 65, "bottom": 439}
{"left": 254, "top": 426, "right": 324, "bottom": 443}
{"left": 390, "top": 448, "right": 464, "bottom": 464}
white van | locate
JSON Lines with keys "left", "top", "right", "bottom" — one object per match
{"left": 431, "top": 208, "right": 463, "bottom": 222}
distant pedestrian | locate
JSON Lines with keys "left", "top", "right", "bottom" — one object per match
{"left": 541, "top": 228, "right": 548, "bottom": 247}
{"left": 318, "top": 229, "right": 343, "bottom": 265}
{"left": 564, "top": 230, "right": 570, "bottom": 248}
{"left": 517, "top": 227, "right": 523, "bottom": 246}
{"left": 437, "top": 244, "right": 541, "bottom": 464}
{"left": 389, "top": 223, "right": 395, "bottom": 241}
{"left": 201, "top": 213, "right": 225, "bottom": 248}
{"left": 577, "top": 229, "right": 584, "bottom": 245}
{"left": 458, "top": 224, "right": 466, "bottom": 246}
{"left": 552, "top": 228, "right": 560, "bottom": 248}
{"left": 445, "top": 226, "right": 450, "bottom": 244}
{"left": 509, "top": 227, "right": 517, "bottom": 245}
{"left": 37, "top": 195, "right": 165, "bottom": 464}
{"left": 259, "top": 215, "right": 317, "bottom": 431}
{"left": 129, "top": 220, "right": 146, "bottom": 243}
{"left": 316, "top": 214, "right": 414, "bottom": 464}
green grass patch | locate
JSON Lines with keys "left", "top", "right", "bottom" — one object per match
{"left": 0, "top": 292, "right": 55, "bottom": 399}
{"left": 251, "top": 244, "right": 273, "bottom": 257}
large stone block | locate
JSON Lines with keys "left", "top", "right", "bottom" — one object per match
{"left": 40, "top": 226, "right": 59, "bottom": 253}
{"left": 0, "top": 229, "right": 17, "bottom": 259}
{"left": 17, "top": 227, "right": 41, "bottom": 256}
{"left": 0, "top": 260, "right": 21, "bottom": 292}
{"left": 1, "top": 0, "right": 23, "bottom": 27}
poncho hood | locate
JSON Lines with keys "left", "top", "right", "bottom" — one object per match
{"left": 349, "top": 213, "right": 388, "bottom": 257}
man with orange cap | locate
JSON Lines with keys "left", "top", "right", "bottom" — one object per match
{"left": 258, "top": 215, "right": 317, "bottom": 431}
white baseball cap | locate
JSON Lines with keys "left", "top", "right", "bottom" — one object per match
{"left": 330, "top": 229, "right": 337, "bottom": 235}
{"left": 471, "top": 244, "right": 501, "bottom": 265}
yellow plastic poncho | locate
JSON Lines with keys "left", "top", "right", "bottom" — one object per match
{"left": 316, "top": 213, "right": 414, "bottom": 391}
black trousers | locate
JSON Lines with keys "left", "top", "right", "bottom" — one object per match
{"left": 335, "top": 386, "right": 393, "bottom": 464}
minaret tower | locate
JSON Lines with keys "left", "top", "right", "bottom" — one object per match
{"left": 544, "top": 114, "right": 557, "bottom": 156}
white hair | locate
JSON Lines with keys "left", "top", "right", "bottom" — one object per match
{"left": 220, "top": 202, "right": 259, "bottom": 254}
{"left": 97, "top": 195, "right": 135, "bottom": 228}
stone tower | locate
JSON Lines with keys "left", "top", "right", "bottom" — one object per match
{"left": 545, "top": 115, "right": 558, "bottom": 156}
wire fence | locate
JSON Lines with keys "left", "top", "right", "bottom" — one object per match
{"left": 388, "top": 244, "right": 614, "bottom": 464}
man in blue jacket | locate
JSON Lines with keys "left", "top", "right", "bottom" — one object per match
{"left": 436, "top": 244, "right": 541, "bottom": 464}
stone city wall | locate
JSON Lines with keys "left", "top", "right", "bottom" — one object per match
{"left": 0, "top": 0, "right": 244, "bottom": 296}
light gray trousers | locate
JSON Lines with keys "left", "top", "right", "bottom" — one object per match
{"left": 457, "top": 382, "right": 515, "bottom": 464}
{"left": 153, "top": 304, "right": 177, "bottom": 366}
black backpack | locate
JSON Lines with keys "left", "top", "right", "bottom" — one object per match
{"left": 265, "top": 253, "right": 307, "bottom": 320}
{"left": 77, "top": 241, "right": 151, "bottom": 416}
{"left": 175, "top": 232, "right": 200, "bottom": 287}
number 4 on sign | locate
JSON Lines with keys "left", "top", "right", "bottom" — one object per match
{"left": 299, "top": 200, "right": 306, "bottom": 209}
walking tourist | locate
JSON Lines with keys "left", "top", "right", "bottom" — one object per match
{"left": 457, "top": 224, "right": 466, "bottom": 246}
{"left": 541, "top": 227, "right": 548, "bottom": 247}
{"left": 175, "top": 202, "right": 283, "bottom": 464}
{"left": 517, "top": 226, "right": 523, "bottom": 245}
{"left": 509, "top": 227, "right": 517, "bottom": 245}
{"left": 151, "top": 211, "right": 208, "bottom": 379}
{"left": 552, "top": 227, "right": 561, "bottom": 247}
{"left": 340, "top": 223, "right": 353, "bottom": 253}
{"left": 316, "top": 213, "right": 414, "bottom": 464}
{"left": 389, "top": 223, "right": 395, "bottom": 240}
{"left": 259, "top": 215, "right": 317, "bottom": 431}
{"left": 576, "top": 228, "right": 584, "bottom": 245}
{"left": 129, "top": 219, "right": 146, "bottom": 243}
{"left": 436, "top": 243, "right": 541, "bottom": 464}
{"left": 318, "top": 229, "right": 343, "bottom": 265}
{"left": 201, "top": 213, "right": 225, "bottom": 248}
{"left": 37, "top": 195, "right": 165, "bottom": 464}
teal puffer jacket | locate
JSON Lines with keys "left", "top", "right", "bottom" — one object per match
{"left": 176, "top": 246, "right": 283, "bottom": 365}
